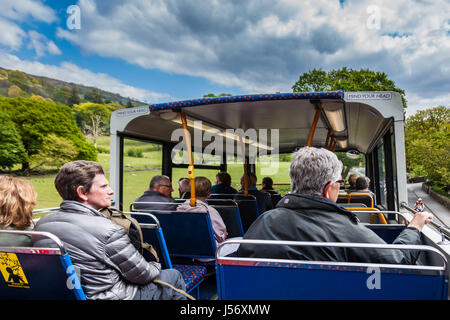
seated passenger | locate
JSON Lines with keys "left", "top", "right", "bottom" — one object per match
{"left": 177, "top": 176, "right": 228, "bottom": 243}
{"left": 261, "top": 177, "right": 283, "bottom": 207}
{"left": 0, "top": 176, "right": 37, "bottom": 246}
{"left": 348, "top": 176, "right": 376, "bottom": 202}
{"left": 134, "top": 175, "right": 177, "bottom": 211}
{"left": 210, "top": 172, "right": 238, "bottom": 195}
{"left": 178, "top": 177, "right": 191, "bottom": 199}
{"left": 260, "top": 177, "right": 277, "bottom": 195}
{"left": 237, "top": 147, "right": 433, "bottom": 264}
{"left": 237, "top": 173, "right": 273, "bottom": 214}
{"left": 33, "top": 161, "right": 187, "bottom": 300}
{"left": 346, "top": 173, "right": 359, "bottom": 192}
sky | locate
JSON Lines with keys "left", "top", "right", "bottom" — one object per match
{"left": 0, "top": 0, "right": 448, "bottom": 116}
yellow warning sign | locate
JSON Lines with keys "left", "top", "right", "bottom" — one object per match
{"left": 0, "top": 252, "right": 30, "bottom": 289}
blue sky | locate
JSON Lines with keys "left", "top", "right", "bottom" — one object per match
{"left": 0, "top": 0, "right": 449, "bottom": 116}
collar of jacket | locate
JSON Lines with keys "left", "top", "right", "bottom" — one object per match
{"left": 276, "top": 193, "right": 359, "bottom": 223}
{"left": 143, "top": 190, "right": 170, "bottom": 198}
{"left": 60, "top": 200, "right": 106, "bottom": 218}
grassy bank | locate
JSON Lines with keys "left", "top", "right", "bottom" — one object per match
{"left": 22, "top": 135, "right": 292, "bottom": 211}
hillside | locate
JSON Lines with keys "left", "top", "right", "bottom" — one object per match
{"left": 0, "top": 67, "right": 146, "bottom": 107}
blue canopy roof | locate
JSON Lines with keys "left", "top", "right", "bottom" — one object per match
{"left": 148, "top": 90, "right": 344, "bottom": 111}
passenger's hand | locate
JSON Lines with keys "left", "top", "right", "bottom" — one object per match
{"left": 407, "top": 211, "right": 433, "bottom": 232}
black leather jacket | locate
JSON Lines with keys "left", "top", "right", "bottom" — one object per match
{"left": 238, "top": 193, "right": 422, "bottom": 264}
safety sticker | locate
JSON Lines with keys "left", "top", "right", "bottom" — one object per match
{"left": 0, "top": 253, "right": 30, "bottom": 289}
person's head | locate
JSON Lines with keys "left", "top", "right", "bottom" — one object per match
{"left": 178, "top": 178, "right": 190, "bottom": 196}
{"left": 348, "top": 173, "right": 359, "bottom": 187}
{"left": 216, "top": 172, "right": 232, "bottom": 186}
{"left": 194, "top": 176, "right": 212, "bottom": 200}
{"left": 149, "top": 175, "right": 173, "bottom": 198}
{"left": 290, "top": 147, "right": 343, "bottom": 202}
{"left": 240, "top": 172, "right": 257, "bottom": 188}
{"left": 55, "top": 160, "right": 113, "bottom": 210}
{"left": 355, "top": 176, "right": 370, "bottom": 191}
{"left": 262, "top": 177, "right": 273, "bottom": 190}
{"left": 0, "top": 176, "right": 37, "bottom": 230}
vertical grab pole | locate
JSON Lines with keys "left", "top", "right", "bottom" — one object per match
{"left": 179, "top": 111, "right": 196, "bottom": 207}
{"left": 324, "top": 129, "right": 332, "bottom": 149}
{"left": 238, "top": 134, "right": 248, "bottom": 197}
{"left": 307, "top": 108, "right": 322, "bottom": 147}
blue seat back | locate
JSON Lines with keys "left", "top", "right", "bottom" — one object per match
{"left": 233, "top": 196, "right": 259, "bottom": 232}
{"left": 216, "top": 239, "right": 448, "bottom": 300}
{"left": 129, "top": 212, "right": 173, "bottom": 269}
{"left": 206, "top": 199, "right": 244, "bottom": 238}
{"left": 270, "top": 193, "right": 282, "bottom": 207}
{"left": 131, "top": 210, "right": 217, "bottom": 259}
{"left": 209, "top": 194, "right": 259, "bottom": 232}
{"left": 0, "top": 230, "right": 85, "bottom": 300}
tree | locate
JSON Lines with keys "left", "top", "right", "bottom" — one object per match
{"left": 405, "top": 106, "right": 449, "bottom": 190}
{"left": 8, "top": 85, "right": 27, "bottom": 98}
{"left": 0, "top": 112, "right": 27, "bottom": 170}
{"left": 74, "top": 102, "right": 112, "bottom": 147}
{"left": 67, "top": 86, "right": 81, "bottom": 107}
{"left": 54, "top": 85, "right": 72, "bottom": 105}
{"left": 203, "top": 93, "right": 232, "bottom": 97}
{"left": 292, "top": 67, "right": 407, "bottom": 108}
{"left": 28, "top": 134, "right": 78, "bottom": 170}
{"left": 85, "top": 88, "right": 104, "bottom": 104}
{"left": 0, "top": 97, "right": 97, "bottom": 171}
{"left": 8, "top": 70, "right": 30, "bottom": 93}
{"left": 126, "top": 98, "right": 134, "bottom": 108}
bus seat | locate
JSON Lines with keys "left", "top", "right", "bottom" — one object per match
{"left": 209, "top": 195, "right": 259, "bottom": 232}
{"left": 337, "top": 193, "right": 374, "bottom": 208}
{"left": 131, "top": 211, "right": 217, "bottom": 261}
{"left": 232, "top": 195, "right": 259, "bottom": 232}
{"left": 206, "top": 199, "right": 244, "bottom": 238}
{"left": 132, "top": 213, "right": 207, "bottom": 297}
{"left": 0, "top": 230, "right": 86, "bottom": 300}
{"left": 216, "top": 239, "right": 448, "bottom": 300}
{"left": 270, "top": 193, "right": 283, "bottom": 208}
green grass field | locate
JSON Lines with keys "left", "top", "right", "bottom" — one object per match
{"left": 24, "top": 136, "right": 292, "bottom": 212}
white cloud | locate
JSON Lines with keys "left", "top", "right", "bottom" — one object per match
{"left": 54, "top": 0, "right": 449, "bottom": 111}
{"left": 0, "top": 17, "right": 26, "bottom": 50}
{"left": 0, "top": 51, "right": 173, "bottom": 103}
{"left": 0, "top": 0, "right": 56, "bottom": 23}
{"left": 27, "top": 31, "right": 61, "bottom": 57}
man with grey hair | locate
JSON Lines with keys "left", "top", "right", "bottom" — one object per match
{"left": 237, "top": 147, "right": 433, "bottom": 264}
{"left": 178, "top": 177, "right": 191, "bottom": 199}
{"left": 134, "top": 175, "right": 177, "bottom": 211}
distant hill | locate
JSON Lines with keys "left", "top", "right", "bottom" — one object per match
{"left": 0, "top": 67, "right": 146, "bottom": 107}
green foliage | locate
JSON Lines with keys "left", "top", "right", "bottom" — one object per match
{"left": 203, "top": 93, "right": 232, "bottom": 97}
{"left": 96, "top": 146, "right": 110, "bottom": 154}
{"left": 0, "top": 111, "right": 27, "bottom": 170}
{"left": 127, "top": 147, "right": 144, "bottom": 158}
{"left": 405, "top": 106, "right": 449, "bottom": 190}
{"left": 73, "top": 102, "right": 112, "bottom": 147}
{"left": 292, "top": 67, "right": 407, "bottom": 108}
{"left": 54, "top": 85, "right": 71, "bottom": 105}
{"left": 8, "top": 85, "right": 28, "bottom": 98}
{"left": 336, "top": 151, "right": 365, "bottom": 179}
{"left": 28, "top": 134, "right": 78, "bottom": 169}
{"left": 67, "top": 86, "right": 81, "bottom": 107}
{"left": 0, "top": 97, "right": 97, "bottom": 170}
{"left": 8, "top": 70, "right": 29, "bottom": 92}
{"left": 85, "top": 88, "right": 104, "bottom": 104}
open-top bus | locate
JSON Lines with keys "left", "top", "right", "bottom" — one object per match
{"left": 106, "top": 90, "right": 449, "bottom": 300}
{"left": 1, "top": 90, "right": 448, "bottom": 300}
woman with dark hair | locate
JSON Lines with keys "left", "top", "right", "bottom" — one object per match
{"left": 0, "top": 176, "right": 37, "bottom": 246}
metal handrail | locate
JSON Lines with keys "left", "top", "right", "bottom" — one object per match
{"left": 216, "top": 239, "right": 448, "bottom": 271}
{"left": 400, "top": 202, "right": 450, "bottom": 243}
{"left": 0, "top": 229, "right": 67, "bottom": 254}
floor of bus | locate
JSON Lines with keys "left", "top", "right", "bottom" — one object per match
{"left": 198, "top": 272, "right": 218, "bottom": 300}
